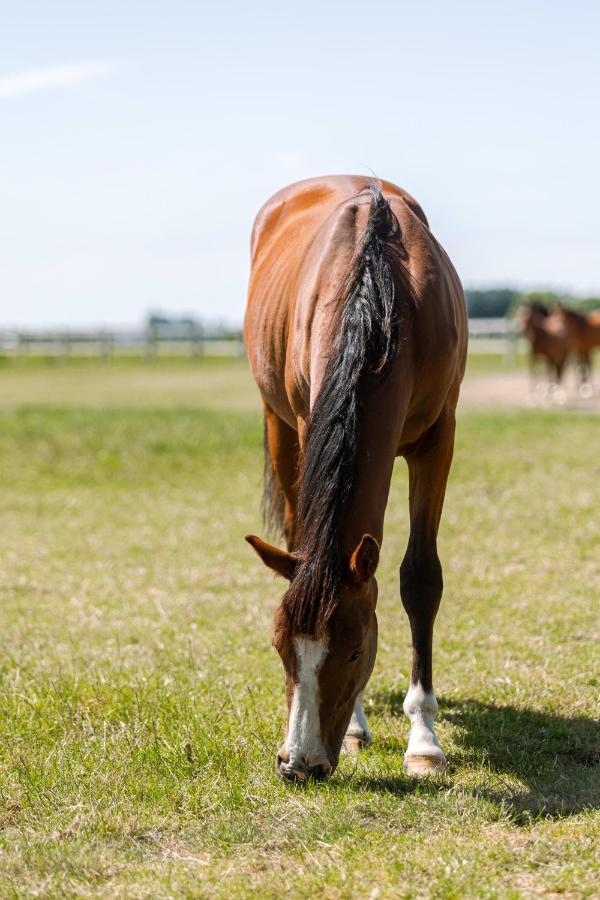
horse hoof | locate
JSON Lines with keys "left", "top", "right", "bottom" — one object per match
{"left": 403, "top": 754, "right": 447, "bottom": 776}
{"left": 343, "top": 732, "right": 372, "bottom": 753}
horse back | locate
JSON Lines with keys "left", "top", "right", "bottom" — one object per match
{"left": 245, "top": 176, "right": 466, "bottom": 432}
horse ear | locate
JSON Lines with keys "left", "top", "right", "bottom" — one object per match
{"left": 349, "top": 534, "right": 380, "bottom": 584}
{"left": 245, "top": 535, "right": 297, "bottom": 580}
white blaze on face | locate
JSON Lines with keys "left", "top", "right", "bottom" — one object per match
{"left": 403, "top": 682, "right": 446, "bottom": 763}
{"left": 284, "top": 637, "right": 328, "bottom": 767}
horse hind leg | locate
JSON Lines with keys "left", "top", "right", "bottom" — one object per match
{"left": 263, "top": 405, "right": 300, "bottom": 551}
{"left": 400, "top": 408, "right": 456, "bottom": 775}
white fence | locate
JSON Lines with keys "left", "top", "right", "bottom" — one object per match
{"left": 0, "top": 328, "right": 244, "bottom": 358}
{"left": 468, "top": 318, "right": 520, "bottom": 356}
{"left": 0, "top": 319, "right": 520, "bottom": 359}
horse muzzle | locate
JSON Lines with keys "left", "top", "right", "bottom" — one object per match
{"left": 276, "top": 751, "right": 331, "bottom": 783}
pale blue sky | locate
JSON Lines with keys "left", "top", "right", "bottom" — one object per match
{"left": 2, "top": 0, "right": 599, "bottom": 327}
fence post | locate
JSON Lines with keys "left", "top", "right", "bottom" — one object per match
{"left": 146, "top": 323, "right": 158, "bottom": 360}
{"left": 189, "top": 320, "right": 203, "bottom": 359}
{"left": 504, "top": 321, "right": 517, "bottom": 367}
{"left": 100, "top": 331, "right": 113, "bottom": 362}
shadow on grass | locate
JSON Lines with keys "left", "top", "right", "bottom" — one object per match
{"left": 363, "top": 691, "right": 600, "bottom": 820}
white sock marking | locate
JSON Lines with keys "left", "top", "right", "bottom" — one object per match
{"left": 346, "top": 691, "right": 372, "bottom": 743}
{"left": 284, "top": 637, "right": 328, "bottom": 768}
{"left": 403, "top": 682, "right": 446, "bottom": 761}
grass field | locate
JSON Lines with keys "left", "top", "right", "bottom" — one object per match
{"left": 0, "top": 357, "right": 598, "bottom": 898}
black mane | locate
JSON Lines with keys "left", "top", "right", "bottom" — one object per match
{"left": 282, "top": 184, "right": 414, "bottom": 634}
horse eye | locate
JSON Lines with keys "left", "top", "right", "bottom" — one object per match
{"left": 348, "top": 650, "right": 362, "bottom": 663}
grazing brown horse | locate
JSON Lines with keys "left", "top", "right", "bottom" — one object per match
{"left": 553, "top": 305, "right": 600, "bottom": 388}
{"left": 244, "top": 176, "right": 467, "bottom": 781}
{"left": 520, "top": 301, "right": 569, "bottom": 388}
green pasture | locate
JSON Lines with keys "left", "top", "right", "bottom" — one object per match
{"left": 0, "top": 358, "right": 598, "bottom": 897}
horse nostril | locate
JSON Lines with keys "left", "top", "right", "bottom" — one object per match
{"left": 277, "top": 753, "right": 310, "bottom": 783}
{"left": 276, "top": 748, "right": 332, "bottom": 783}
{"left": 276, "top": 747, "right": 291, "bottom": 766}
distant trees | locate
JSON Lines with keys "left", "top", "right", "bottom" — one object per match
{"left": 574, "top": 296, "right": 600, "bottom": 314}
{"left": 464, "top": 289, "right": 600, "bottom": 318}
{"left": 464, "top": 289, "right": 520, "bottom": 318}
{"left": 146, "top": 313, "right": 243, "bottom": 341}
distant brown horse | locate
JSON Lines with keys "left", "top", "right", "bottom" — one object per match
{"left": 553, "top": 305, "right": 600, "bottom": 388}
{"left": 244, "top": 176, "right": 467, "bottom": 781}
{"left": 520, "top": 301, "right": 569, "bottom": 389}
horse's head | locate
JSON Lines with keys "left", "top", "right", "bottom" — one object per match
{"left": 246, "top": 533, "right": 379, "bottom": 781}
{"left": 520, "top": 300, "right": 550, "bottom": 332}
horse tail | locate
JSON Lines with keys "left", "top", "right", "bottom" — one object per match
{"left": 283, "top": 183, "right": 414, "bottom": 634}
{"left": 261, "top": 414, "right": 285, "bottom": 538}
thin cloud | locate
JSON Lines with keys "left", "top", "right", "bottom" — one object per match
{"left": 0, "top": 61, "right": 117, "bottom": 100}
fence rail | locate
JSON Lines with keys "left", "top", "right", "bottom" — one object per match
{"left": 0, "top": 319, "right": 520, "bottom": 359}
{"left": 0, "top": 329, "right": 244, "bottom": 358}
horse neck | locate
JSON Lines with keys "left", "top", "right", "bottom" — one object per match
{"left": 563, "top": 310, "right": 584, "bottom": 333}
{"left": 336, "top": 372, "right": 407, "bottom": 556}
{"left": 527, "top": 317, "right": 546, "bottom": 340}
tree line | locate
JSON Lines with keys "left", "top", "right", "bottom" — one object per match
{"left": 465, "top": 289, "right": 600, "bottom": 318}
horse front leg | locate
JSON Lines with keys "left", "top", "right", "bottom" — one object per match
{"left": 578, "top": 353, "right": 593, "bottom": 398}
{"left": 400, "top": 409, "right": 455, "bottom": 775}
{"left": 344, "top": 691, "right": 373, "bottom": 750}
